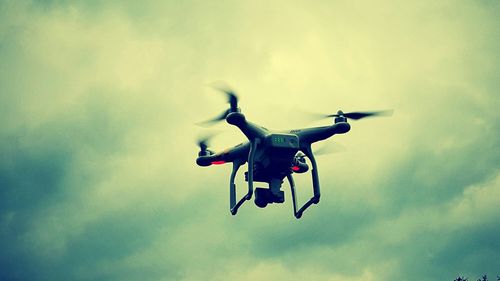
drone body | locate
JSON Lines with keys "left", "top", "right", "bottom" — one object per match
{"left": 196, "top": 88, "right": 390, "bottom": 219}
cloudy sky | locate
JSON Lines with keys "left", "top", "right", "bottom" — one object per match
{"left": 1, "top": 1, "right": 499, "bottom": 280}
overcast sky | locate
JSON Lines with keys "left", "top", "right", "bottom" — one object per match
{"left": 1, "top": 1, "right": 499, "bottom": 280}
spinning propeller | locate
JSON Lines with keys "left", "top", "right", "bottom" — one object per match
{"left": 313, "top": 142, "right": 346, "bottom": 156}
{"left": 295, "top": 142, "right": 345, "bottom": 162}
{"left": 197, "top": 135, "right": 215, "bottom": 156}
{"left": 199, "top": 85, "right": 239, "bottom": 125}
{"left": 322, "top": 110, "right": 393, "bottom": 120}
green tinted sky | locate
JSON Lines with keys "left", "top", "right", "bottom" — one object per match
{"left": 1, "top": 1, "right": 499, "bottom": 280}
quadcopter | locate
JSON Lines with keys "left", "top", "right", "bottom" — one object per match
{"left": 196, "top": 86, "right": 392, "bottom": 219}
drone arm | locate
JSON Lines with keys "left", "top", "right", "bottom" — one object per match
{"left": 226, "top": 112, "right": 267, "bottom": 141}
{"left": 196, "top": 143, "right": 250, "bottom": 167}
{"left": 294, "top": 122, "right": 350, "bottom": 144}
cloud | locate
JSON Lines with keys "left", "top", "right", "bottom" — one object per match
{"left": 0, "top": 1, "right": 499, "bottom": 281}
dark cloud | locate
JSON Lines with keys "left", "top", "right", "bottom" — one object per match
{"left": 0, "top": 104, "right": 131, "bottom": 281}
{"left": 430, "top": 222, "right": 500, "bottom": 280}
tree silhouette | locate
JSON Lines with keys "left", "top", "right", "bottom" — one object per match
{"left": 454, "top": 275, "right": 500, "bottom": 281}
{"left": 453, "top": 274, "right": 500, "bottom": 281}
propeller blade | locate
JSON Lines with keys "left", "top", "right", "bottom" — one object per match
{"left": 196, "top": 133, "right": 219, "bottom": 157}
{"left": 197, "top": 109, "right": 230, "bottom": 126}
{"left": 197, "top": 82, "right": 240, "bottom": 126}
{"left": 209, "top": 81, "right": 239, "bottom": 111}
{"left": 211, "top": 86, "right": 238, "bottom": 111}
{"left": 336, "top": 110, "right": 392, "bottom": 120}
{"left": 314, "top": 142, "right": 346, "bottom": 156}
{"left": 295, "top": 143, "right": 346, "bottom": 158}
{"left": 197, "top": 138, "right": 209, "bottom": 151}
{"left": 196, "top": 132, "right": 219, "bottom": 151}
{"left": 323, "top": 110, "right": 393, "bottom": 120}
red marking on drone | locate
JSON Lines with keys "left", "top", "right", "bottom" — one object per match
{"left": 211, "top": 161, "right": 226, "bottom": 165}
{"left": 292, "top": 166, "right": 300, "bottom": 171}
